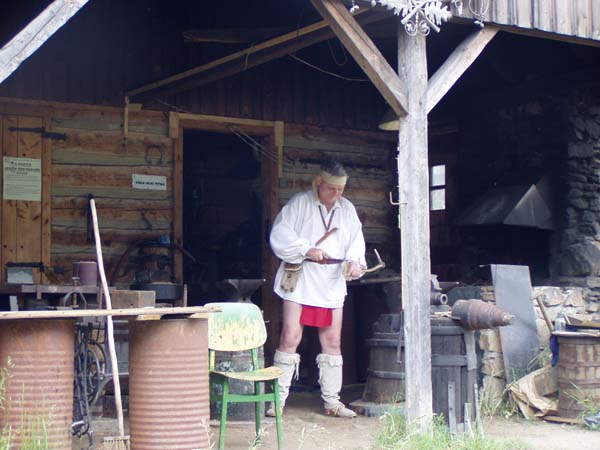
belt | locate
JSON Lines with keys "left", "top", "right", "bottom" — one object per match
{"left": 306, "top": 258, "right": 344, "bottom": 265}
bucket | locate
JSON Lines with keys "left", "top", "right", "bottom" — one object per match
{"left": 557, "top": 335, "right": 600, "bottom": 419}
{"left": 362, "top": 314, "right": 405, "bottom": 403}
{"left": 72, "top": 261, "right": 98, "bottom": 285}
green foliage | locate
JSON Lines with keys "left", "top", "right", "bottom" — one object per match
{"left": 1, "top": 359, "right": 12, "bottom": 450}
{"left": 371, "top": 411, "right": 530, "bottom": 450}
{"left": 568, "top": 383, "right": 600, "bottom": 431}
{"left": 478, "top": 384, "right": 520, "bottom": 420}
{"left": 0, "top": 358, "right": 50, "bottom": 450}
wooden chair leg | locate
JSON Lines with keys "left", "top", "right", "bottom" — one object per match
{"left": 255, "top": 381, "right": 262, "bottom": 438}
{"left": 273, "top": 378, "right": 284, "bottom": 450}
{"left": 219, "top": 380, "right": 229, "bottom": 450}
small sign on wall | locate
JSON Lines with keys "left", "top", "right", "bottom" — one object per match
{"left": 132, "top": 173, "right": 167, "bottom": 191}
{"left": 3, "top": 157, "right": 42, "bottom": 201}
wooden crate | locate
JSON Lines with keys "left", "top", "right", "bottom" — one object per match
{"left": 111, "top": 290, "right": 155, "bottom": 309}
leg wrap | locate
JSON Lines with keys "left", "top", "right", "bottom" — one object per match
{"left": 273, "top": 350, "right": 300, "bottom": 407}
{"left": 316, "top": 353, "right": 344, "bottom": 410}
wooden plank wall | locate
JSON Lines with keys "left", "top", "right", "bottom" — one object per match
{"left": 1, "top": 99, "right": 399, "bottom": 287}
{"left": 281, "top": 124, "right": 398, "bottom": 265}
{"left": 0, "top": 0, "right": 386, "bottom": 131}
{"left": 51, "top": 108, "right": 173, "bottom": 284}
{"left": 456, "top": 0, "right": 600, "bottom": 42}
{"left": 0, "top": 98, "right": 173, "bottom": 285}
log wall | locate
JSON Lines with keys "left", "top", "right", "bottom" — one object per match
{"left": 0, "top": 98, "right": 173, "bottom": 285}
{"left": 0, "top": 98, "right": 400, "bottom": 287}
{"left": 281, "top": 123, "right": 399, "bottom": 267}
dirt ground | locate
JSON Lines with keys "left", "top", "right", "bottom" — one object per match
{"left": 86, "top": 388, "right": 600, "bottom": 450}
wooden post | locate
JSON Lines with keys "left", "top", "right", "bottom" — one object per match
{"left": 397, "top": 25, "right": 433, "bottom": 430}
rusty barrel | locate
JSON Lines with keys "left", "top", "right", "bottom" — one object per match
{"left": 129, "top": 318, "right": 209, "bottom": 450}
{"left": 362, "top": 314, "right": 405, "bottom": 403}
{"left": 557, "top": 335, "right": 600, "bottom": 419}
{"left": 0, "top": 319, "right": 75, "bottom": 449}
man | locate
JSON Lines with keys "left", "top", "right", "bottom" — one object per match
{"left": 268, "top": 160, "right": 366, "bottom": 418}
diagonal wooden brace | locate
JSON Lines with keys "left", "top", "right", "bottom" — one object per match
{"left": 310, "top": 0, "right": 409, "bottom": 117}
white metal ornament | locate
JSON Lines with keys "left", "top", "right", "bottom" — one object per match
{"left": 371, "top": 0, "right": 462, "bottom": 35}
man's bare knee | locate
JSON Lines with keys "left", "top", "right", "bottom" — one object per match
{"left": 319, "top": 336, "right": 341, "bottom": 355}
{"left": 279, "top": 328, "right": 302, "bottom": 353}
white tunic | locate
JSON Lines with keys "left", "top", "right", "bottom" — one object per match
{"left": 270, "top": 189, "right": 366, "bottom": 308}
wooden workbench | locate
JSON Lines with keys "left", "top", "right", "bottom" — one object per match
{"left": 0, "top": 305, "right": 220, "bottom": 320}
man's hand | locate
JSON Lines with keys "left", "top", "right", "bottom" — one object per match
{"left": 306, "top": 247, "right": 329, "bottom": 262}
{"left": 343, "top": 261, "right": 363, "bottom": 281}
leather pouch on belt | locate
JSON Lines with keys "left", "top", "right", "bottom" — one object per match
{"left": 280, "top": 262, "right": 302, "bottom": 292}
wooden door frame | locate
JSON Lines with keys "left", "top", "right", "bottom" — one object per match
{"left": 172, "top": 112, "right": 284, "bottom": 353}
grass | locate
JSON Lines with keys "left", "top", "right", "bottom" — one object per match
{"left": 567, "top": 383, "right": 600, "bottom": 431}
{"left": 0, "top": 359, "right": 12, "bottom": 450}
{"left": 478, "top": 384, "right": 520, "bottom": 420}
{"left": 0, "top": 358, "right": 51, "bottom": 450}
{"left": 371, "top": 412, "right": 530, "bottom": 450}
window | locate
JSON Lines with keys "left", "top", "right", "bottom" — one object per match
{"left": 430, "top": 164, "right": 446, "bottom": 211}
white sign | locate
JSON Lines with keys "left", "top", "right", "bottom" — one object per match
{"left": 132, "top": 174, "right": 167, "bottom": 191}
{"left": 3, "top": 157, "right": 42, "bottom": 201}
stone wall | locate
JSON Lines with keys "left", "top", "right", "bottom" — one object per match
{"left": 455, "top": 93, "right": 567, "bottom": 285}
{"left": 479, "top": 285, "right": 599, "bottom": 403}
{"left": 455, "top": 85, "right": 600, "bottom": 305}
{"left": 554, "top": 88, "right": 600, "bottom": 302}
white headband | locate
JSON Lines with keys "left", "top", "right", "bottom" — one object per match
{"left": 320, "top": 170, "right": 348, "bottom": 187}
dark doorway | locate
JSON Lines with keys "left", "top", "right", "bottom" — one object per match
{"left": 183, "top": 130, "right": 263, "bottom": 305}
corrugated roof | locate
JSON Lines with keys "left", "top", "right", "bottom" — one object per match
{"left": 454, "top": 0, "right": 600, "bottom": 43}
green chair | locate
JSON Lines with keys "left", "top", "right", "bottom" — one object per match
{"left": 206, "top": 302, "right": 284, "bottom": 450}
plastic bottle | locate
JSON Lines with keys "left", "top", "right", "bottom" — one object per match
{"left": 554, "top": 312, "right": 566, "bottom": 331}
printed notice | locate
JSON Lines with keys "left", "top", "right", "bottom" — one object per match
{"left": 3, "top": 157, "right": 42, "bottom": 201}
{"left": 132, "top": 174, "right": 167, "bottom": 191}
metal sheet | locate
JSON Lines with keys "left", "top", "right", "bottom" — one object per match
{"left": 455, "top": 180, "right": 555, "bottom": 230}
{"left": 491, "top": 264, "right": 540, "bottom": 383}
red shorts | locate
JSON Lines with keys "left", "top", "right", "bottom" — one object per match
{"left": 300, "top": 305, "right": 333, "bottom": 328}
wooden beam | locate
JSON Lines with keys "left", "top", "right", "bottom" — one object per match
{"left": 173, "top": 127, "right": 183, "bottom": 285}
{"left": 426, "top": 26, "right": 499, "bottom": 113}
{"left": 397, "top": 25, "right": 433, "bottom": 430}
{"left": 126, "top": 8, "right": 385, "bottom": 99}
{"left": 0, "top": 0, "right": 89, "bottom": 85}
{"left": 310, "top": 0, "right": 408, "bottom": 117}
{"left": 182, "top": 27, "right": 294, "bottom": 44}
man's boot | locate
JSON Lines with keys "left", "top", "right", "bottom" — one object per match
{"left": 266, "top": 350, "right": 300, "bottom": 417}
{"left": 316, "top": 353, "right": 357, "bottom": 418}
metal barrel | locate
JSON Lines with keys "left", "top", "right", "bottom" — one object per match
{"left": 0, "top": 319, "right": 75, "bottom": 449}
{"left": 129, "top": 318, "right": 209, "bottom": 450}
{"left": 451, "top": 299, "right": 513, "bottom": 329}
{"left": 557, "top": 335, "right": 600, "bottom": 419}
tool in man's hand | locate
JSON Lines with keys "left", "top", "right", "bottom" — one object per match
{"left": 308, "top": 248, "right": 386, "bottom": 275}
